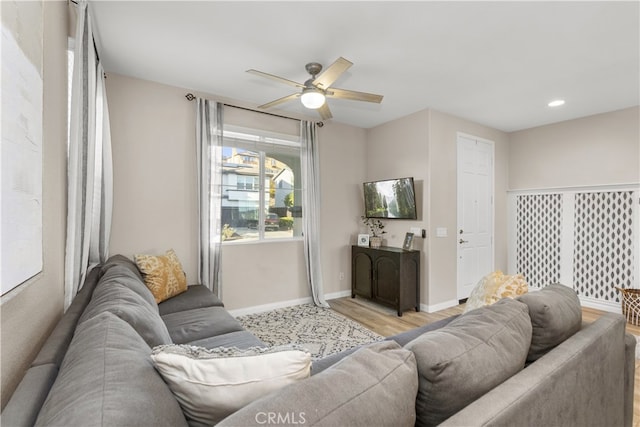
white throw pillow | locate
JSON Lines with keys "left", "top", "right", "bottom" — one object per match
{"left": 150, "top": 344, "right": 311, "bottom": 425}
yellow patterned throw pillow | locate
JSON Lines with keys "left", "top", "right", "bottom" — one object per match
{"left": 464, "top": 270, "right": 528, "bottom": 313}
{"left": 134, "top": 249, "right": 188, "bottom": 303}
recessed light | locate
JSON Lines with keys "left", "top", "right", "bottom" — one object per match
{"left": 548, "top": 99, "right": 565, "bottom": 107}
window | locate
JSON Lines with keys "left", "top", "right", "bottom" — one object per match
{"left": 236, "top": 175, "right": 258, "bottom": 190}
{"left": 221, "top": 126, "right": 302, "bottom": 243}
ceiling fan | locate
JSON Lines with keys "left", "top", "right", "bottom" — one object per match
{"left": 246, "top": 57, "right": 383, "bottom": 120}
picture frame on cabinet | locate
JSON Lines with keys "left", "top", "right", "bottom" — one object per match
{"left": 402, "top": 232, "right": 414, "bottom": 250}
{"left": 357, "top": 234, "right": 370, "bottom": 247}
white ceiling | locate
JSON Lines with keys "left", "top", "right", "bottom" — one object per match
{"left": 90, "top": 1, "right": 639, "bottom": 132}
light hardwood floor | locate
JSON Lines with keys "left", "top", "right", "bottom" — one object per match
{"left": 329, "top": 296, "right": 640, "bottom": 426}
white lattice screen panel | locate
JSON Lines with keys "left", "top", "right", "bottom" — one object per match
{"left": 511, "top": 186, "right": 639, "bottom": 311}
{"left": 573, "top": 191, "right": 635, "bottom": 302}
{"left": 515, "top": 194, "right": 563, "bottom": 289}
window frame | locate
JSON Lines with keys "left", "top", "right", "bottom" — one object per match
{"left": 220, "top": 126, "right": 302, "bottom": 245}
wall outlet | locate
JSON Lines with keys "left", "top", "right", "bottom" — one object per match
{"left": 339, "top": 272, "right": 345, "bottom": 281}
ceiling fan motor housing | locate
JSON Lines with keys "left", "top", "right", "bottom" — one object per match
{"left": 305, "top": 62, "right": 323, "bottom": 77}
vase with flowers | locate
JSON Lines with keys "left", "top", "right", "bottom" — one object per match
{"left": 361, "top": 216, "right": 386, "bottom": 248}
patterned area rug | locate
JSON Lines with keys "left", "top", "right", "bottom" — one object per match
{"left": 236, "top": 303, "right": 384, "bottom": 360}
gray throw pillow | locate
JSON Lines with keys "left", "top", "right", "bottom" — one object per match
{"left": 517, "top": 283, "right": 582, "bottom": 362}
{"left": 218, "top": 341, "right": 418, "bottom": 427}
{"left": 405, "top": 298, "right": 532, "bottom": 427}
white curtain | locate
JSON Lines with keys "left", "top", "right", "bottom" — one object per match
{"left": 64, "top": 0, "right": 113, "bottom": 310}
{"left": 196, "top": 98, "right": 224, "bottom": 297}
{"left": 300, "top": 121, "right": 329, "bottom": 307}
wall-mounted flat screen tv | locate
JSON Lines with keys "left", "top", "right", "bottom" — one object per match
{"left": 363, "top": 177, "right": 417, "bottom": 219}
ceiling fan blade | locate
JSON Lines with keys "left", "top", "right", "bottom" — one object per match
{"left": 258, "top": 93, "right": 300, "bottom": 109}
{"left": 247, "top": 69, "right": 305, "bottom": 89}
{"left": 312, "top": 57, "right": 353, "bottom": 89}
{"left": 327, "top": 87, "right": 383, "bottom": 103}
{"left": 318, "top": 102, "right": 333, "bottom": 120}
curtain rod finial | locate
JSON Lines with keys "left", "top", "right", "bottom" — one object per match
{"left": 317, "top": 121, "right": 324, "bottom": 127}
{"left": 185, "top": 93, "right": 196, "bottom": 101}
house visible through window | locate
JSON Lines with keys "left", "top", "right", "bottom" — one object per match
{"left": 221, "top": 126, "right": 302, "bottom": 243}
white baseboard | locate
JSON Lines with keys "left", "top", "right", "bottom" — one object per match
{"left": 422, "top": 299, "right": 460, "bottom": 313}
{"left": 228, "top": 296, "right": 313, "bottom": 317}
{"left": 325, "top": 290, "right": 351, "bottom": 300}
{"left": 228, "top": 290, "right": 351, "bottom": 317}
{"left": 579, "top": 296, "right": 622, "bottom": 314}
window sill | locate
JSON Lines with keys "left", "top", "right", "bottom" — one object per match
{"left": 222, "top": 237, "right": 304, "bottom": 246}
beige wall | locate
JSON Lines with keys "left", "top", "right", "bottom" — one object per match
{"left": 363, "top": 109, "right": 509, "bottom": 309}
{"left": 365, "top": 110, "right": 430, "bottom": 244}
{"left": 106, "top": 74, "right": 368, "bottom": 310}
{"left": 0, "top": 0, "right": 67, "bottom": 409}
{"left": 318, "top": 121, "right": 367, "bottom": 295}
{"left": 106, "top": 74, "right": 199, "bottom": 280}
{"left": 365, "top": 110, "right": 431, "bottom": 302}
{"left": 509, "top": 107, "right": 640, "bottom": 190}
{"left": 428, "top": 110, "right": 510, "bottom": 307}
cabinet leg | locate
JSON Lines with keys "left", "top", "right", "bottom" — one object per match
{"left": 397, "top": 310, "right": 403, "bottom": 317}
{"left": 351, "top": 293, "right": 355, "bottom": 298}
{"left": 415, "top": 306, "right": 420, "bottom": 313}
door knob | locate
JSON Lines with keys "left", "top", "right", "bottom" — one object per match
{"left": 459, "top": 239, "right": 468, "bottom": 244}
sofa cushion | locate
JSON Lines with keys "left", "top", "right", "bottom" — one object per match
{"left": 80, "top": 280, "right": 172, "bottom": 347}
{"left": 405, "top": 298, "right": 532, "bottom": 427}
{"left": 517, "top": 283, "right": 582, "bottom": 362}
{"left": 158, "top": 284, "right": 224, "bottom": 316}
{"left": 134, "top": 249, "right": 188, "bottom": 303}
{"left": 35, "top": 312, "right": 188, "bottom": 427}
{"left": 100, "top": 265, "right": 159, "bottom": 310}
{"left": 162, "top": 306, "right": 244, "bottom": 344}
{"left": 464, "top": 270, "right": 528, "bottom": 313}
{"left": 219, "top": 341, "right": 418, "bottom": 427}
{"left": 187, "top": 330, "right": 265, "bottom": 349}
{"left": 151, "top": 344, "right": 311, "bottom": 426}
{"left": 312, "top": 314, "right": 459, "bottom": 376}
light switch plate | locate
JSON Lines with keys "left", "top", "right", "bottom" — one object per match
{"left": 410, "top": 227, "right": 422, "bottom": 237}
{"left": 436, "top": 227, "right": 448, "bottom": 238}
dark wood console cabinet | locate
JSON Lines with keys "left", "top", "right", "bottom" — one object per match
{"left": 351, "top": 245, "right": 420, "bottom": 316}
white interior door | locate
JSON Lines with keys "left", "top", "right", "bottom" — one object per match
{"left": 457, "top": 134, "right": 494, "bottom": 300}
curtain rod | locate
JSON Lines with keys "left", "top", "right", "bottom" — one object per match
{"left": 185, "top": 93, "right": 324, "bottom": 127}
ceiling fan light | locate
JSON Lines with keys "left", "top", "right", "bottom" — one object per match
{"left": 301, "top": 89, "right": 326, "bottom": 109}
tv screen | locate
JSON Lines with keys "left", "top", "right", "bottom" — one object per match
{"left": 363, "top": 177, "right": 417, "bottom": 219}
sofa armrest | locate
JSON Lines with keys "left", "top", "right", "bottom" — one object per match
{"left": 624, "top": 332, "right": 636, "bottom": 427}
{"left": 1, "top": 364, "right": 58, "bottom": 427}
{"left": 440, "top": 313, "right": 627, "bottom": 427}
{"left": 31, "top": 267, "right": 102, "bottom": 368}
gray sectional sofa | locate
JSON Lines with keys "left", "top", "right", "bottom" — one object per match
{"left": 2, "top": 254, "right": 635, "bottom": 426}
